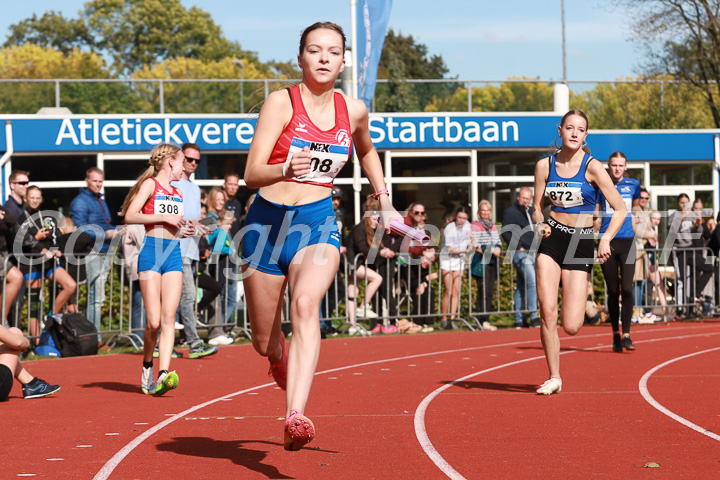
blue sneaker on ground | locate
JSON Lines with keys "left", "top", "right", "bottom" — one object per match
{"left": 22, "top": 378, "right": 61, "bottom": 399}
{"left": 188, "top": 342, "right": 218, "bottom": 359}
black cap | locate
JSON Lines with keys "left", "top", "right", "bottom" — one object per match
{"left": 331, "top": 187, "right": 343, "bottom": 199}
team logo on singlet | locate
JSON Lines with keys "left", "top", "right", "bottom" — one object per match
{"left": 336, "top": 129, "right": 350, "bottom": 147}
{"left": 295, "top": 122, "right": 308, "bottom": 133}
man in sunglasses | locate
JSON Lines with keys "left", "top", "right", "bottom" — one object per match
{"left": 4, "top": 170, "right": 29, "bottom": 221}
{"left": 171, "top": 143, "right": 218, "bottom": 359}
{"left": 3, "top": 170, "right": 29, "bottom": 328}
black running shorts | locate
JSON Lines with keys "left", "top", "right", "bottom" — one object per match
{"left": 537, "top": 217, "right": 595, "bottom": 273}
{"left": 0, "top": 364, "right": 13, "bottom": 401}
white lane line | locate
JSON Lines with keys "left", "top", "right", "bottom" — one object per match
{"left": 415, "top": 354, "right": 545, "bottom": 480}
{"left": 638, "top": 347, "right": 720, "bottom": 442}
{"left": 93, "top": 325, "right": 719, "bottom": 480}
{"left": 415, "top": 331, "right": 720, "bottom": 480}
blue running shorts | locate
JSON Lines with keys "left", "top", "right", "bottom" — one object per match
{"left": 241, "top": 194, "right": 341, "bottom": 276}
{"left": 24, "top": 263, "right": 63, "bottom": 281}
{"left": 137, "top": 236, "right": 183, "bottom": 275}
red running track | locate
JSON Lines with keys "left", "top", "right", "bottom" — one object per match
{"left": 4, "top": 322, "right": 720, "bottom": 479}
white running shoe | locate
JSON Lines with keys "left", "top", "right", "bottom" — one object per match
{"left": 174, "top": 321, "right": 185, "bottom": 330}
{"left": 481, "top": 321, "right": 497, "bottom": 331}
{"left": 358, "top": 305, "right": 378, "bottom": 319}
{"left": 348, "top": 325, "right": 360, "bottom": 335}
{"left": 141, "top": 365, "right": 156, "bottom": 395}
{"left": 208, "top": 334, "right": 234, "bottom": 346}
{"left": 536, "top": 377, "right": 562, "bottom": 395}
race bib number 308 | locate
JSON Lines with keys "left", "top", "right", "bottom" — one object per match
{"left": 546, "top": 181, "right": 584, "bottom": 208}
{"left": 153, "top": 195, "right": 183, "bottom": 216}
{"left": 286, "top": 137, "right": 350, "bottom": 184}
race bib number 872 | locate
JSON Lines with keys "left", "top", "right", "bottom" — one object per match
{"left": 546, "top": 181, "right": 584, "bottom": 208}
{"left": 286, "top": 137, "right": 350, "bottom": 184}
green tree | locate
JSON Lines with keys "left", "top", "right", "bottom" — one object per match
{"left": 133, "top": 56, "right": 297, "bottom": 114}
{"left": 3, "top": 10, "right": 90, "bottom": 54}
{"left": 4, "top": 0, "right": 251, "bottom": 76}
{"left": 374, "top": 29, "right": 453, "bottom": 111}
{"left": 0, "top": 44, "right": 139, "bottom": 114}
{"left": 612, "top": 0, "right": 720, "bottom": 127}
{"left": 376, "top": 50, "right": 419, "bottom": 112}
{"left": 573, "top": 75, "right": 713, "bottom": 129}
{"left": 425, "top": 77, "right": 553, "bottom": 113}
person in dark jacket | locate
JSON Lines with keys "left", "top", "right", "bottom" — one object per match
{"left": 0, "top": 206, "right": 24, "bottom": 328}
{"left": 501, "top": 187, "right": 540, "bottom": 328}
{"left": 18, "top": 186, "right": 77, "bottom": 338}
{"left": 69, "top": 167, "right": 124, "bottom": 343}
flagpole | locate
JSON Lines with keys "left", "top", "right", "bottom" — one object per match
{"left": 350, "top": 0, "right": 362, "bottom": 224}
{"left": 351, "top": 0, "right": 359, "bottom": 99}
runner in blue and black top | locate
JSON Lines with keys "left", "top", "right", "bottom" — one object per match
{"left": 532, "top": 110, "right": 627, "bottom": 396}
{"left": 595, "top": 152, "right": 641, "bottom": 353}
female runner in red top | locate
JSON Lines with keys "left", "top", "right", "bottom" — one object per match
{"left": 120, "top": 144, "right": 193, "bottom": 396}
{"left": 242, "top": 22, "right": 403, "bottom": 451}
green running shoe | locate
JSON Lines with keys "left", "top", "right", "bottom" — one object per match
{"left": 154, "top": 371, "right": 179, "bottom": 396}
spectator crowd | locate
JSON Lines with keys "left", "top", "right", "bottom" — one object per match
{"left": 0, "top": 150, "right": 718, "bottom": 355}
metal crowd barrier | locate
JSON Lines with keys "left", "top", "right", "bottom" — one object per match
{"left": 632, "top": 246, "right": 718, "bottom": 319}
{"left": 4, "top": 246, "right": 717, "bottom": 349}
{"left": 1, "top": 251, "right": 251, "bottom": 349}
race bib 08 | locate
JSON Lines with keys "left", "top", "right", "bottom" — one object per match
{"left": 546, "top": 181, "right": 583, "bottom": 208}
{"left": 605, "top": 196, "right": 633, "bottom": 214}
{"left": 286, "top": 137, "right": 350, "bottom": 184}
{"left": 153, "top": 195, "right": 183, "bottom": 216}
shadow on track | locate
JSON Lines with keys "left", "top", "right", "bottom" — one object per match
{"left": 440, "top": 380, "right": 536, "bottom": 393}
{"left": 80, "top": 381, "right": 139, "bottom": 393}
{"left": 157, "top": 437, "right": 337, "bottom": 479}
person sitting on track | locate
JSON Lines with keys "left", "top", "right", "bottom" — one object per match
{"left": 533, "top": 109, "right": 626, "bottom": 395}
{"left": 0, "top": 324, "right": 60, "bottom": 400}
{"left": 241, "top": 21, "right": 403, "bottom": 451}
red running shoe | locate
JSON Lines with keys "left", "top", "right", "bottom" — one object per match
{"left": 284, "top": 409, "right": 315, "bottom": 451}
{"left": 369, "top": 324, "right": 382, "bottom": 334}
{"left": 267, "top": 333, "right": 287, "bottom": 390}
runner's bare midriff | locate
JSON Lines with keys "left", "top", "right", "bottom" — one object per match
{"left": 260, "top": 181, "right": 332, "bottom": 206}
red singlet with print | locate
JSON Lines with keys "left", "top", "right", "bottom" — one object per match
{"left": 142, "top": 178, "right": 183, "bottom": 230}
{"left": 268, "top": 85, "right": 353, "bottom": 188}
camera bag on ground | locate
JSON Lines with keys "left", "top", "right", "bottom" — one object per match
{"left": 44, "top": 313, "right": 99, "bottom": 357}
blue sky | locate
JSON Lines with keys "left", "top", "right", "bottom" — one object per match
{"left": 0, "top": 1, "right": 642, "bottom": 81}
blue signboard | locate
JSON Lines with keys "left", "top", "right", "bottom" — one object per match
{"left": 0, "top": 113, "right": 717, "bottom": 162}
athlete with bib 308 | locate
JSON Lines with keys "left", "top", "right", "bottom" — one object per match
{"left": 120, "top": 144, "right": 193, "bottom": 397}
{"left": 242, "top": 22, "right": 403, "bottom": 451}
{"left": 532, "top": 110, "right": 627, "bottom": 395}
